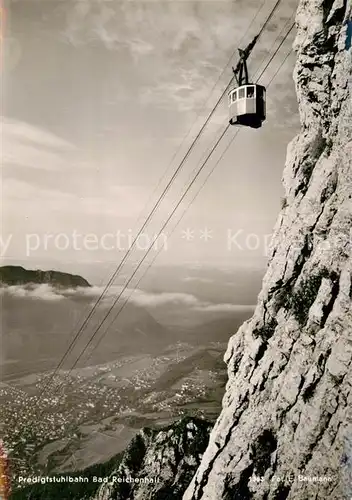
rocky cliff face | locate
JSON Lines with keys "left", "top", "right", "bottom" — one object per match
{"left": 184, "top": 1, "right": 352, "bottom": 499}
{"left": 93, "top": 417, "right": 212, "bottom": 500}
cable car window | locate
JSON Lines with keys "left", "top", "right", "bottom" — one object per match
{"left": 238, "top": 88, "right": 245, "bottom": 99}
{"left": 247, "top": 86, "right": 255, "bottom": 98}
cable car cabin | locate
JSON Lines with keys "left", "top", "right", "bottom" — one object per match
{"left": 228, "top": 84, "right": 266, "bottom": 129}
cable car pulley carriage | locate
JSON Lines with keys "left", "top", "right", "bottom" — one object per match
{"left": 228, "top": 43, "right": 266, "bottom": 129}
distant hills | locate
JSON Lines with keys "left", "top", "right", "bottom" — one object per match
{"left": 0, "top": 265, "right": 91, "bottom": 288}
{"left": 1, "top": 287, "right": 176, "bottom": 379}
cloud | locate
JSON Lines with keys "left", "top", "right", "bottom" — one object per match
{"left": 58, "top": 286, "right": 201, "bottom": 308}
{"left": 47, "top": 184, "right": 154, "bottom": 218}
{"left": 194, "top": 303, "right": 255, "bottom": 313}
{"left": 3, "top": 179, "right": 73, "bottom": 202}
{"left": 78, "top": 184, "right": 152, "bottom": 218}
{"left": 129, "top": 289, "right": 200, "bottom": 308}
{"left": 59, "top": 0, "right": 299, "bottom": 122}
{"left": 2, "top": 178, "right": 151, "bottom": 222}
{"left": 140, "top": 68, "right": 217, "bottom": 112}
{"left": 60, "top": 0, "right": 254, "bottom": 112}
{"left": 0, "top": 284, "right": 65, "bottom": 301}
{"left": 0, "top": 283, "right": 255, "bottom": 314}
{"left": 2, "top": 118, "right": 74, "bottom": 151}
{"left": 1, "top": 115, "right": 162, "bottom": 224}
{"left": 2, "top": 179, "right": 76, "bottom": 218}
{"left": 127, "top": 38, "right": 154, "bottom": 57}
{"left": 182, "top": 276, "right": 214, "bottom": 284}
{"left": 1, "top": 117, "right": 78, "bottom": 171}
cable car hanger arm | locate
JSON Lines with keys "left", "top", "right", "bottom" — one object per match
{"left": 232, "top": 34, "right": 259, "bottom": 85}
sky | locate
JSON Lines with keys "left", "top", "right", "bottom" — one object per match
{"left": 1, "top": 0, "right": 300, "bottom": 283}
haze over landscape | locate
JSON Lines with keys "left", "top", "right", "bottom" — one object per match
{"left": 1, "top": 264, "right": 256, "bottom": 475}
{"left": 1, "top": 0, "right": 302, "bottom": 494}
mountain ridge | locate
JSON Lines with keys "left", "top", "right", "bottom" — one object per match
{"left": 0, "top": 265, "right": 91, "bottom": 288}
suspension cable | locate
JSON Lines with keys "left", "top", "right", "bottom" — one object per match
{"left": 83, "top": 23, "right": 296, "bottom": 365}
{"left": 27, "top": 24, "right": 297, "bottom": 472}
{"left": 16, "top": 1, "right": 286, "bottom": 426}
{"left": 31, "top": 0, "right": 285, "bottom": 405}
{"left": 48, "top": 16, "right": 295, "bottom": 402}
{"left": 56, "top": 27, "right": 297, "bottom": 472}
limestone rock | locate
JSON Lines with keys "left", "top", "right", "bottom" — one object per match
{"left": 93, "top": 417, "right": 212, "bottom": 500}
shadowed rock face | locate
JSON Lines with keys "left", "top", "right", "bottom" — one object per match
{"left": 0, "top": 266, "right": 91, "bottom": 288}
{"left": 92, "top": 417, "right": 212, "bottom": 500}
{"left": 183, "top": 1, "right": 352, "bottom": 499}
